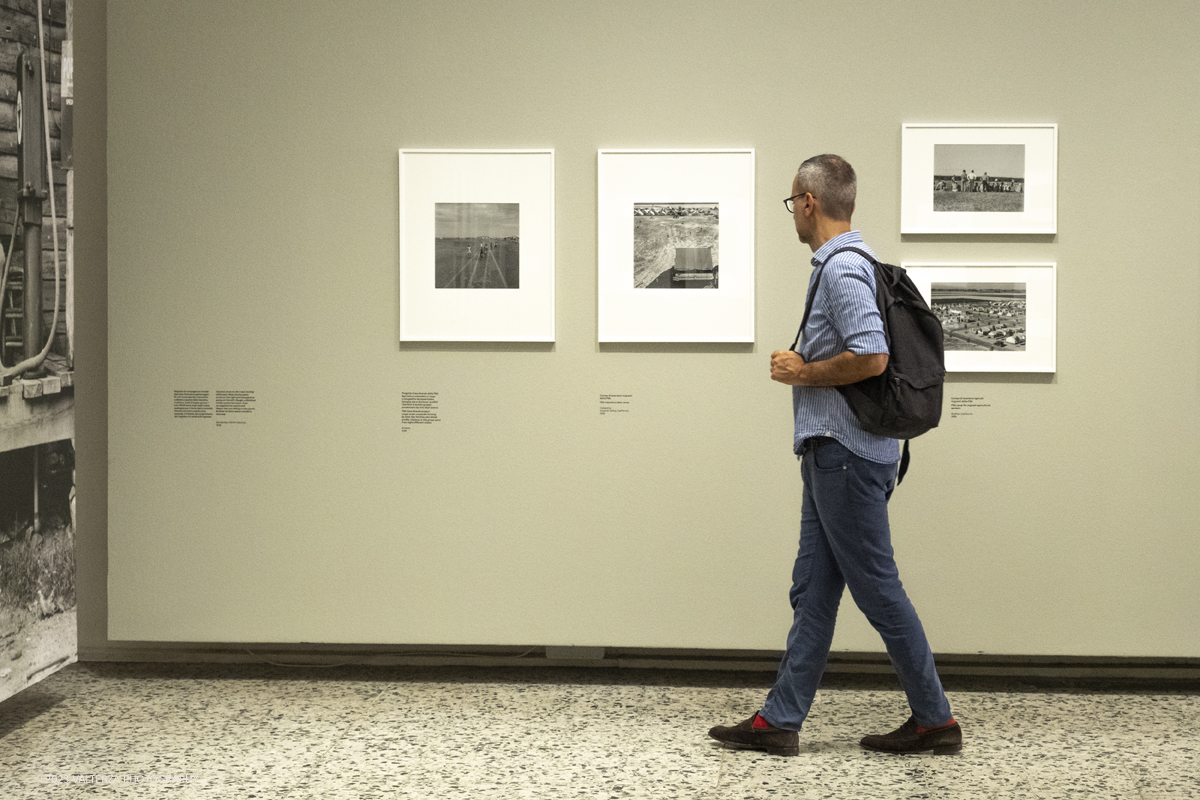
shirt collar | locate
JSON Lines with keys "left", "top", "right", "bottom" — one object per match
{"left": 810, "top": 230, "right": 864, "bottom": 267}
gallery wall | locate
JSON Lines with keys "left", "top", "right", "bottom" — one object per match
{"left": 83, "top": 0, "right": 1200, "bottom": 658}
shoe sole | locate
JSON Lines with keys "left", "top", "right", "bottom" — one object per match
{"left": 715, "top": 740, "right": 800, "bottom": 757}
{"left": 860, "top": 742, "right": 962, "bottom": 755}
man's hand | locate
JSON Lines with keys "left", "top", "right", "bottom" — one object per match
{"left": 770, "top": 350, "right": 807, "bottom": 385}
{"left": 770, "top": 350, "right": 888, "bottom": 387}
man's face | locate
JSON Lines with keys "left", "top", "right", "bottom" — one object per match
{"left": 792, "top": 175, "right": 814, "bottom": 245}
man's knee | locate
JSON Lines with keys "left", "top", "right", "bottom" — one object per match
{"left": 792, "top": 589, "right": 841, "bottom": 625}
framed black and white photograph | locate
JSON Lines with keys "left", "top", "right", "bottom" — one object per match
{"left": 598, "top": 150, "right": 754, "bottom": 342}
{"left": 901, "top": 125, "right": 1057, "bottom": 234}
{"left": 434, "top": 203, "right": 520, "bottom": 289}
{"left": 633, "top": 203, "right": 719, "bottom": 289}
{"left": 903, "top": 263, "right": 1056, "bottom": 372}
{"left": 1, "top": 0, "right": 77, "bottom": 704}
{"left": 399, "top": 150, "right": 554, "bottom": 341}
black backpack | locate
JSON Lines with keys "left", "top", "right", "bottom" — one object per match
{"left": 791, "top": 246, "right": 945, "bottom": 483}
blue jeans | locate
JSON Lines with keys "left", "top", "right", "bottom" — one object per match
{"left": 760, "top": 439, "right": 952, "bottom": 731}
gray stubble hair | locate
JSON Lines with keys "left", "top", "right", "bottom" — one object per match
{"left": 796, "top": 154, "right": 856, "bottom": 222}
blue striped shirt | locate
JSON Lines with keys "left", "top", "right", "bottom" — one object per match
{"left": 791, "top": 231, "right": 900, "bottom": 464}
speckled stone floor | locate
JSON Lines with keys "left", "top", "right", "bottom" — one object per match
{"left": 1, "top": 662, "right": 1197, "bottom": 798}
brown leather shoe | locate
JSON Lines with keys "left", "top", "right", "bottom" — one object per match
{"left": 708, "top": 714, "right": 800, "bottom": 757}
{"left": 860, "top": 716, "right": 962, "bottom": 754}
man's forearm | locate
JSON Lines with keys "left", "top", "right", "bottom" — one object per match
{"left": 798, "top": 351, "right": 887, "bottom": 386}
{"left": 770, "top": 350, "right": 888, "bottom": 387}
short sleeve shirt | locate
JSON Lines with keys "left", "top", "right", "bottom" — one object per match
{"left": 791, "top": 231, "right": 900, "bottom": 464}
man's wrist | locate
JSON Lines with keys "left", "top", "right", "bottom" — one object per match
{"left": 792, "top": 362, "right": 811, "bottom": 385}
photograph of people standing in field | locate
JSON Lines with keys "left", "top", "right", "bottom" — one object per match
{"left": 933, "top": 144, "right": 1025, "bottom": 212}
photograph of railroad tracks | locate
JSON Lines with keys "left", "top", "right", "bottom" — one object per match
{"left": 400, "top": 150, "right": 553, "bottom": 342}
{"left": 931, "top": 282, "right": 1027, "bottom": 352}
{"left": 434, "top": 203, "right": 519, "bottom": 289}
{"left": 632, "top": 203, "right": 718, "bottom": 289}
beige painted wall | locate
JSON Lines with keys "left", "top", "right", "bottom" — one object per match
{"left": 85, "top": 1, "right": 1200, "bottom": 657}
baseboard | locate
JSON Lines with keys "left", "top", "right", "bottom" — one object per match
{"left": 75, "top": 644, "right": 1200, "bottom": 683}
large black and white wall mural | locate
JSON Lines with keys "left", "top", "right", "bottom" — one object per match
{"left": 0, "top": 0, "right": 75, "bottom": 704}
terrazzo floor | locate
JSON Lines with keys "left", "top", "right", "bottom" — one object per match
{"left": 0, "top": 662, "right": 1197, "bottom": 799}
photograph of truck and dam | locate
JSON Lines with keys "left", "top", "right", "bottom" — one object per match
{"left": 931, "top": 282, "right": 1027, "bottom": 352}
{"left": 434, "top": 203, "right": 520, "bottom": 289}
{"left": 633, "top": 203, "right": 719, "bottom": 289}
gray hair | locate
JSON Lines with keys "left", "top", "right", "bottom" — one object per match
{"left": 795, "top": 154, "right": 856, "bottom": 222}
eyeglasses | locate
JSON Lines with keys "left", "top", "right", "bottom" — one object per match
{"left": 784, "top": 192, "right": 812, "bottom": 213}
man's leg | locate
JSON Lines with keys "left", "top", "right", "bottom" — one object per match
{"left": 757, "top": 448, "right": 848, "bottom": 731}
{"left": 807, "top": 441, "right": 952, "bottom": 728}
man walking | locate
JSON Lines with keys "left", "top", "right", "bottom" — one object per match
{"left": 707, "top": 155, "right": 961, "bottom": 757}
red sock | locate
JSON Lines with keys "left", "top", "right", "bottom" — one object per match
{"left": 916, "top": 717, "right": 956, "bottom": 734}
{"left": 753, "top": 713, "right": 772, "bottom": 729}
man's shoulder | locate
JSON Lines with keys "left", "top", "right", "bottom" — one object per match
{"left": 823, "top": 241, "right": 877, "bottom": 277}
{"left": 816, "top": 232, "right": 873, "bottom": 260}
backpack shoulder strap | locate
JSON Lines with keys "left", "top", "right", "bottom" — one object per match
{"left": 790, "top": 266, "right": 824, "bottom": 352}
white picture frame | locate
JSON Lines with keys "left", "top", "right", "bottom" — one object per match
{"left": 597, "top": 149, "right": 755, "bottom": 342}
{"left": 901, "top": 124, "right": 1057, "bottom": 235}
{"left": 903, "top": 263, "right": 1057, "bottom": 373}
{"left": 399, "top": 149, "right": 554, "bottom": 342}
